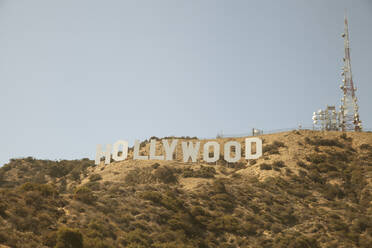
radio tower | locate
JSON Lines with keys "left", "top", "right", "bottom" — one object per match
{"left": 339, "top": 14, "right": 362, "bottom": 131}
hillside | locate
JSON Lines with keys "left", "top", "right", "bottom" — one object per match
{"left": 0, "top": 130, "right": 371, "bottom": 248}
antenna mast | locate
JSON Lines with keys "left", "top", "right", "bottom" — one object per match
{"left": 339, "top": 14, "right": 362, "bottom": 131}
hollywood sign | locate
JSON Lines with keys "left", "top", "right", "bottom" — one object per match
{"left": 95, "top": 138, "right": 262, "bottom": 165}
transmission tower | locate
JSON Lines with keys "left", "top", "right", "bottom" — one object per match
{"left": 339, "top": 15, "right": 362, "bottom": 131}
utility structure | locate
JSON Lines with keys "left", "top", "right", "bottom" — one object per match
{"left": 312, "top": 106, "right": 339, "bottom": 131}
{"left": 312, "top": 15, "right": 363, "bottom": 131}
{"left": 339, "top": 15, "right": 362, "bottom": 131}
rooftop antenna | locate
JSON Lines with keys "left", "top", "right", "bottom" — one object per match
{"left": 339, "top": 12, "right": 362, "bottom": 131}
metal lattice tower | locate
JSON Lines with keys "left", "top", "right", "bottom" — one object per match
{"left": 339, "top": 15, "right": 362, "bottom": 131}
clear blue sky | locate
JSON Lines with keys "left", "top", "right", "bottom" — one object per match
{"left": 0, "top": 0, "right": 371, "bottom": 165}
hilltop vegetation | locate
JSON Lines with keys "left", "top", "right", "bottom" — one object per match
{"left": 0, "top": 130, "right": 371, "bottom": 247}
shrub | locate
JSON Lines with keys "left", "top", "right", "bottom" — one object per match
{"left": 360, "top": 144, "right": 371, "bottom": 150}
{"left": 316, "top": 163, "right": 337, "bottom": 173}
{"left": 207, "top": 215, "right": 240, "bottom": 233}
{"left": 263, "top": 141, "right": 285, "bottom": 154}
{"left": 142, "top": 190, "right": 184, "bottom": 212}
{"left": 211, "top": 180, "right": 227, "bottom": 193}
{"left": 210, "top": 193, "right": 235, "bottom": 212}
{"left": 121, "top": 229, "right": 152, "bottom": 247}
{"left": 0, "top": 202, "right": 6, "bottom": 217}
{"left": 55, "top": 227, "right": 83, "bottom": 248}
{"left": 263, "top": 146, "right": 279, "bottom": 155}
{"left": 83, "top": 237, "right": 112, "bottom": 248}
{"left": 298, "top": 170, "right": 307, "bottom": 178}
{"left": 124, "top": 168, "right": 155, "bottom": 185}
{"left": 19, "top": 182, "right": 57, "bottom": 197}
{"left": 297, "top": 161, "right": 307, "bottom": 169}
{"left": 154, "top": 166, "right": 177, "bottom": 184}
{"left": 305, "top": 137, "right": 344, "bottom": 148}
{"left": 274, "top": 233, "right": 319, "bottom": 248}
{"left": 168, "top": 212, "right": 195, "bottom": 235}
{"left": 141, "top": 191, "right": 162, "bottom": 203}
{"left": 74, "top": 186, "right": 96, "bottom": 204}
{"left": 42, "top": 231, "right": 57, "bottom": 247}
{"left": 226, "top": 161, "right": 246, "bottom": 169}
{"left": 89, "top": 174, "right": 102, "bottom": 182}
{"left": 340, "top": 133, "right": 352, "bottom": 141}
{"left": 308, "top": 170, "right": 325, "bottom": 184}
{"left": 273, "top": 161, "right": 285, "bottom": 168}
{"left": 69, "top": 168, "right": 81, "bottom": 181}
{"left": 249, "top": 160, "right": 257, "bottom": 165}
{"left": 273, "top": 141, "right": 286, "bottom": 147}
{"left": 48, "top": 164, "right": 68, "bottom": 178}
{"left": 152, "top": 163, "right": 160, "bottom": 169}
{"left": 182, "top": 166, "right": 216, "bottom": 178}
{"left": 260, "top": 163, "right": 272, "bottom": 170}
{"left": 326, "top": 150, "right": 350, "bottom": 163}
{"left": 87, "top": 219, "right": 116, "bottom": 240}
{"left": 306, "top": 154, "right": 326, "bottom": 164}
{"left": 285, "top": 168, "right": 293, "bottom": 175}
{"left": 84, "top": 181, "right": 101, "bottom": 191}
{"left": 322, "top": 184, "right": 344, "bottom": 200}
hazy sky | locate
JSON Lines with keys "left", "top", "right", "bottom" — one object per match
{"left": 0, "top": 0, "right": 371, "bottom": 165}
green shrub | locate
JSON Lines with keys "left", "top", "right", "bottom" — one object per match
{"left": 285, "top": 168, "right": 293, "bottom": 175}
{"left": 168, "top": 212, "right": 195, "bottom": 235}
{"left": 87, "top": 219, "right": 116, "bottom": 240}
{"left": 274, "top": 233, "right": 319, "bottom": 248}
{"left": 263, "top": 145, "right": 280, "bottom": 155}
{"left": 322, "top": 184, "right": 344, "bottom": 200}
{"left": 297, "top": 161, "right": 307, "bottom": 169}
{"left": 182, "top": 166, "right": 216, "bottom": 178}
{"left": 305, "top": 137, "right": 344, "bottom": 148}
{"left": 306, "top": 154, "right": 326, "bottom": 164}
{"left": 249, "top": 160, "right": 257, "bottom": 165}
{"left": 124, "top": 168, "right": 155, "bottom": 185}
{"left": 19, "top": 182, "right": 57, "bottom": 197}
{"left": 0, "top": 202, "right": 7, "bottom": 217}
{"left": 315, "top": 163, "right": 337, "bottom": 173}
{"left": 48, "top": 164, "right": 68, "bottom": 178}
{"left": 69, "top": 168, "right": 81, "bottom": 181}
{"left": 83, "top": 237, "right": 112, "bottom": 248}
{"left": 360, "top": 144, "right": 371, "bottom": 150}
{"left": 273, "top": 161, "right": 285, "bottom": 168}
{"left": 141, "top": 191, "right": 162, "bottom": 203}
{"left": 207, "top": 215, "right": 240, "bottom": 233}
{"left": 42, "top": 231, "right": 57, "bottom": 247}
{"left": 340, "top": 133, "right": 352, "bottom": 141}
{"left": 74, "top": 186, "right": 96, "bottom": 204}
{"left": 262, "top": 141, "right": 285, "bottom": 154}
{"left": 89, "top": 174, "right": 102, "bottom": 182}
{"left": 298, "top": 170, "right": 307, "bottom": 178}
{"left": 260, "top": 163, "right": 272, "bottom": 170}
{"left": 152, "top": 163, "right": 160, "bottom": 169}
{"left": 84, "top": 181, "right": 100, "bottom": 191}
{"left": 210, "top": 193, "right": 235, "bottom": 212}
{"left": 55, "top": 227, "right": 83, "bottom": 248}
{"left": 308, "top": 170, "right": 325, "bottom": 184}
{"left": 154, "top": 166, "right": 177, "bottom": 184}
{"left": 121, "top": 229, "right": 152, "bottom": 247}
{"left": 211, "top": 180, "right": 227, "bottom": 193}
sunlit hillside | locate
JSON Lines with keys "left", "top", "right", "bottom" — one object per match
{"left": 0, "top": 130, "right": 371, "bottom": 248}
